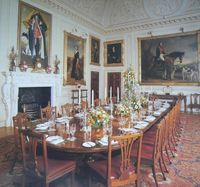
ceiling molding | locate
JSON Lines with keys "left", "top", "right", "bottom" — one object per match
{"left": 32, "top": 0, "right": 200, "bottom": 35}
{"left": 104, "top": 14, "right": 200, "bottom": 34}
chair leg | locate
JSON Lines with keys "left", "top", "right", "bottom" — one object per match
{"left": 152, "top": 164, "right": 159, "bottom": 187}
{"left": 71, "top": 171, "right": 75, "bottom": 187}
{"left": 161, "top": 149, "right": 168, "bottom": 173}
{"left": 165, "top": 146, "right": 172, "bottom": 164}
{"left": 159, "top": 158, "right": 166, "bottom": 180}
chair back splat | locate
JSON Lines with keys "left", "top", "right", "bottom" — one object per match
{"left": 108, "top": 133, "right": 143, "bottom": 187}
{"left": 88, "top": 132, "right": 143, "bottom": 187}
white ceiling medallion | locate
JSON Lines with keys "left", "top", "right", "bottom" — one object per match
{"left": 143, "top": 0, "right": 188, "bottom": 18}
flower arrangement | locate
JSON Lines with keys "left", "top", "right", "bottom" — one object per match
{"left": 87, "top": 107, "right": 110, "bottom": 128}
{"left": 114, "top": 103, "right": 131, "bottom": 116}
{"left": 123, "top": 66, "right": 136, "bottom": 96}
{"left": 131, "top": 100, "right": 142, "bottom": 112}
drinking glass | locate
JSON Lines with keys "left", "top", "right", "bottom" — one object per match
{"left": 84, "top": 125, "right": 91, "bottom": 142}
{"left": 67, "top": 123, "right": 76, "bottom": 141}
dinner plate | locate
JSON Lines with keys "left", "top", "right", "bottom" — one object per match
{"left": 82, "top": 141, "right": 96, "bottom": 148}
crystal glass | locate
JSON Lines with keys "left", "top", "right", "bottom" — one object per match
{"left": 84, "top": 125, "right": 91, "bottom": 142}
{"left": 67, "top": 123, "right": 76, "bottom": 141}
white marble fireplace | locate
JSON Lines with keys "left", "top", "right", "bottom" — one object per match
{"left": 2, "top": 72, "right": 62, "bottom": 126}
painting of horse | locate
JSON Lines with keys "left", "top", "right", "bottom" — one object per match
{"left": 139, "top": 31, "right": 199, "bottom": 85}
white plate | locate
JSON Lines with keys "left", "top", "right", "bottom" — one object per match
{"left": 82, "top": 141, "right": 96, "bottom": 148}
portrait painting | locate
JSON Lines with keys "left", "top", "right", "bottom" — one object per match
{"left": 104, "top": 40, "right": 123, "bottom": 66}
{"left": 90, "top": 36, "right": 100, "bottom": 65}
{"left": 18, "top": 2, "right": 51, "bottom": 68}
{"left": 63, "top": 32, "right": 86, "bottom": 85}
{"left": 139, "top": 31, "right": 200, "bottom": 85}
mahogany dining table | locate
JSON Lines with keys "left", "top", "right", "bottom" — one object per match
{"left": 28, "top": 100, "right": 174, "bottom": 159}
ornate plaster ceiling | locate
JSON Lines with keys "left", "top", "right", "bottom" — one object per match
{"left": 40, "top": 0, "right": 200, "bottom": 33}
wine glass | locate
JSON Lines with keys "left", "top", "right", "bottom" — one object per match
{"left": 67, "top": 123, "right": 76, "bottom": 141}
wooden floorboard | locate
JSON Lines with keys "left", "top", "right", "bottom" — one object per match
{"left": 0, "top": 127, "right": 14, "bottom": 138}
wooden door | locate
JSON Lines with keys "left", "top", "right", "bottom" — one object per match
{"left": 91, "top": 71, "right": 99, "bottom": 100}
{"left": 107, "top": 72, "right": 121, "bottom": 100}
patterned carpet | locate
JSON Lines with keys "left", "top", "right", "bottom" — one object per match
{"left": 0, "top": 112, "right": 199, "bottom": 187}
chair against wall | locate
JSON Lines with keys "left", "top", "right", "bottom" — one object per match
{"left": 10, "top": 112, "right": 30, "bottom": 173}
{"left": 61, "top": 103, "right": 74, "bottom": 117}
{"left": 20, "top": 129, "right": 76, "bottom": 187}
{"left": 81, "top": 100, "right": 88, "bottom": 110}
{"left": 88, "top": 132, "right": 143, "bottom": 187}
{"left": 94, "top": 98, "right": 101, "bottom": 107}
{"left": 40, "top": 104, "right": 57, "bottom": 120}
{"left": 188, "top": 93, "right": 200, "bottom": 113}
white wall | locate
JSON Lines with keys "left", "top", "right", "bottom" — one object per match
{"left": 0, "top": 0, "right": 199, "bottom": 126}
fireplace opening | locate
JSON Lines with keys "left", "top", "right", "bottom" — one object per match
{"left": 18, "top": 87, "right": 51, "bottom": 120}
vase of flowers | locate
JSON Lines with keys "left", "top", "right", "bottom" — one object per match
{"left": 114, "top": 103, "right": 131, "bottom": 117}
{"left": 87, "top": 107, "right": 110, "bottom": 139}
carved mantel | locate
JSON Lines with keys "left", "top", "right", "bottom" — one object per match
{"left": 1, "top": 71, "right": 62, "bottom": 126}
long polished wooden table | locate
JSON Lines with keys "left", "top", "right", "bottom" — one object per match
{"left": 29, "top": 102, "right": 174, "bottom": 157}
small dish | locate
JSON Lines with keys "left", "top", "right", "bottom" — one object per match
{"left": 82, "top": 141, "right": 96, "bottom": 148}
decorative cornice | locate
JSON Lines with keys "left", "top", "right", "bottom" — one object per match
{"left": 104, "top": 14, "right": 200, "bottom": 34}
{"left": 33, "top": 0, "right": 105, "bottom": 34}
{"left": 32, "top": 0, "right": 200, "bottom": 35}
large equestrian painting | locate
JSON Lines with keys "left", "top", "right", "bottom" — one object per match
{"left": 139, "top": 31, "right": 200, "bottom": 85}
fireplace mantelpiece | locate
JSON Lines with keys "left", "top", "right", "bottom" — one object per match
{"left": 2, "top": 71, "right": 62, "bottom": 126}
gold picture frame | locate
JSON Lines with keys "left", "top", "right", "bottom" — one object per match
{"left": 90, "top": 36, "right": 100, "bottom": 65}
{"left": 63, "top": 31, "right": 86, "bottom": 85}
{"left": 104, "top": 40, "right": 124, "bottom": 67}
{"left": 18, "top": 1, "right": 52, "bottom": 68}
{"left": 138, "top": 31, "right": 200, "bottom": 86}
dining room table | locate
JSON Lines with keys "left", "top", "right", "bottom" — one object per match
{"left": 28, "top": 99, "right": 174, "bottom": 160}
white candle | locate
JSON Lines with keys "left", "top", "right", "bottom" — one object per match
{"left": 117, "top": 87, "right": 119, "bottom": 103}
{"left": 105, "top": 87, "right": 107, "bottom": 103}
{"left": 78, "top": 88, "right": 81, "bottom": 105}
{"left": 110, "top": 87, "right": 112, "bottom": 103}
{"left": 91, "top": 90, "right": 94, "bottom": 107}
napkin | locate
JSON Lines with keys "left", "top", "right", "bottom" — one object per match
{"left": 35, "top": 123, "right": 49, "bottom": 131}
{"left": 99, "top": 136, "right": 118, "bottom": 146}
{"left": 134, "top": 121, "right": 149, "bottom": 129}
{"left": 118, "top": 128, "right": 138, "bottom": 133}
{"left": 46, "top": 136, "right": 64, "bottom": 144}
{"left": 144, "top": 115, "right": 156, "bottom": 122}
{"left": 55, "top": 116, "right": 69, "bottom": 123}
{"left": 153, "top": 111, "right": 161, "bottom": 116}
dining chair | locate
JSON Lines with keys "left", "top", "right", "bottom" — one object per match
{"left": 188, "top": 93, "right": 200, "bottom": 113}
{"left": 131, "top": 119, "right": 166, "bottom": 187}
{"left": 94, "top": 98, "right": 101, "bottom": 107}
{"left": 40, "top": 104, "right": 57, "bottom": 120}
{"left": 61, "top": 103, "right": 75, "bottom": 117}
{"left": 10, "top": 112, "right": 30, "bottom": 173}
{"left": 87, "top": 132, "right": 143, "bottom": 187}
{"left": 81, "top": 100, "right": 88, "bottom": 110}
{"left": 20, "top": 129, "right": 76, "bottom": 187}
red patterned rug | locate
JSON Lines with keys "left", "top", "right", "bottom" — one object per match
{"left": 0, "top": 113, "right": 199, "bottom": 187}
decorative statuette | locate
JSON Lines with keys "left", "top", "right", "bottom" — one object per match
{"left": 19, "top": 61, "right": 28, "bottom": 72}
{"left": 54, "top": 55, "right": 60, "bottom": 74}
{"left": 9, "top": 46, "right": 18, "bottom": 71}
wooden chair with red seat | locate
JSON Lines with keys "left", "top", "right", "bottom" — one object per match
{"left": 40, "top": 104, "right": 57, "bottom": 120}
{"left": 10, "top": 112, "right": 30, "bottom": 173}
{"left": 87, "top": 132, "right": 143, "bottom": 187}
{"left": 131, "top": 119, "right": 166, "bottom": 187}
{"left": 61, "top": 103, "right": 75, "bottom": 117}
{"left": 94, "top": 98, "right": 101, "bottom": 107}
{"left": 20, "top": 129, "right": 76, "bottom": 187}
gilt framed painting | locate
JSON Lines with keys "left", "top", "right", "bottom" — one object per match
{"left": 90, "top": 36, "right": 100, "bottom": 65}
{"left": 104, "top": 40, "right": 124, "bottom": 67}
{"left": 63, "top": 31, "right": 86, "bottom": 85}
{"left": 18, "top": 1, "right": 52, "bottom": 68}
{"left": 138, "top": 31, "right": 200, "bottom": 86}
